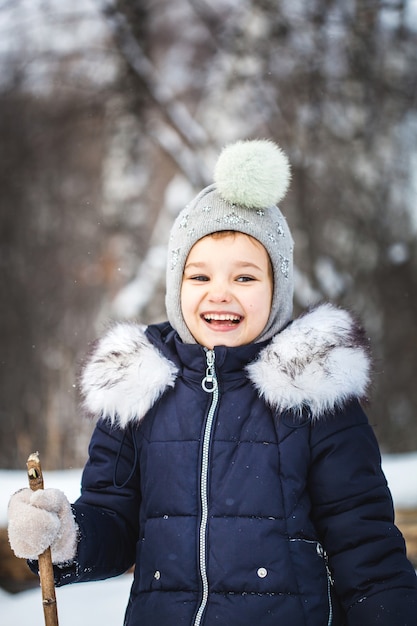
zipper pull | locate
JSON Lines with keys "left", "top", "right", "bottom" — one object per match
{"left": 202, "top": 349, "right": 218, "bottom": 393}
{"left": 317, "top": 543, "right": 335, "bottom": 586}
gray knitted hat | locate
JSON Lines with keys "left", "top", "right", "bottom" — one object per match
{"left": 165, "top": 139, "right": 294, "bottom": 344}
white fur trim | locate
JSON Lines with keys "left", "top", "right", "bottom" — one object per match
{"left": 246, "top": 303, "right": 370, "bottom": 419}
{"left": 81, "top": 323, "right": 178, "bottom": 427}
{"left": 81, "top": 306, "right": 370, "bottom": 427}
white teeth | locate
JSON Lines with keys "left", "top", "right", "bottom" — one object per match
{"left": 204, "top": 314, "right": 241, "bottom": 322}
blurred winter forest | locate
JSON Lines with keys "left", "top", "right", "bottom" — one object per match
{"left": 0, "top": 0, "right": 416, "bottom": 469}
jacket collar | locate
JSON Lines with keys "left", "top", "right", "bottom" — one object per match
{"left": 80, "top": 303, "right": 370, "bottom": 427}
{"left": 174, "top": 335, "right": 267, "bottom": 386}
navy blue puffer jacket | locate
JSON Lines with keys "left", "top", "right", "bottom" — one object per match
{"left": 53, "top": 304, "right": 417, "bottom": 625}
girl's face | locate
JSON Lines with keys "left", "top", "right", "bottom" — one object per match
{"left": 181, "top": 233, "right": 273, "bottom": 349}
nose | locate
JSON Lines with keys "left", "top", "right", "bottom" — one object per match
{"left": 208, "top": 279, "right": 232, "bottom": 303}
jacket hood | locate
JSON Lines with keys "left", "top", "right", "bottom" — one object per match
{"left": 246, "top": 303, "right": 371, "bottom": 420}
{"left": 80, "top": 322, "right": 178, "bottom": 428}
{"left": 80, "top": 303, "right": 371, "bottom": 427}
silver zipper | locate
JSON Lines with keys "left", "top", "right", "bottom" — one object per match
{"left": 194, "top": 349, "right": 219, "bottom": 626}
{"left": 321, "top": 545, "right": 334, "bottom": 626}
{"left": 290, "top": 539, "right": 334, "bottom": 626}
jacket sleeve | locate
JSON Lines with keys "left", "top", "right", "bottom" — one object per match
{"left": 52, "top": 418, "right": 141, "bottom": 586}
{"left": 308, "top": 399, "right": 417, "bottom": 625}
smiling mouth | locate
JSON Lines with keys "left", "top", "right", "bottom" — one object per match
{"left": 202, "top": 313, "right": 243, "bottom": 326}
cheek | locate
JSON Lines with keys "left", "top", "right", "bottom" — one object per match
{"left": 251, "top": 288, "right": 272, "bottom": 322}
{"left": 180, "top": 284, "right": 197, "bottom": 317}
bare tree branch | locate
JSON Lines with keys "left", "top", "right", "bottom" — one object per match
{"left": 102, "top": 2, "right": 210, "bottom": 156}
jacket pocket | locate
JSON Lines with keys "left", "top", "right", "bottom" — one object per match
{"left": 289, "top": 538, "right": 334, "bottom": 626}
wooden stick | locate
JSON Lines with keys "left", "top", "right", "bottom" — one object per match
{"left": 27, "top": 452, "right": 59, "bottom": 626}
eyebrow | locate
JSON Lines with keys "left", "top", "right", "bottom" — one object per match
{"left": 184, "top": 261, "right": 264, "bottom": 271}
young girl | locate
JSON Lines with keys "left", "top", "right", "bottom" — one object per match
{"left": 8, "top": 140, "right": 417, "bottom": 625}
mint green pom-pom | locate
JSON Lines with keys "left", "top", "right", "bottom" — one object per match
{"left": 213, "top": 139, "right": 291, "bottom": 209}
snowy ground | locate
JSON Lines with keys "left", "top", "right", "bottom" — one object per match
{"left": 1, "top": 453, "right": 417, "bottom": 624}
